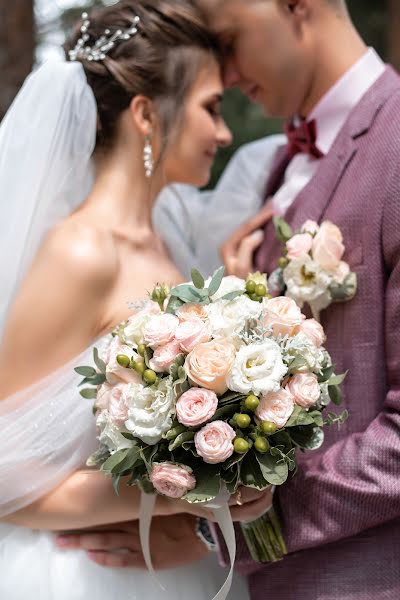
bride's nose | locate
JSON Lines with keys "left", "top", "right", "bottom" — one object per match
{"left": 217, "top": 119, "right": 232, "bottom": 148}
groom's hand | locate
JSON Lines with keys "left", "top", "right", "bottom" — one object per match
{"left": 55, "top": 514, "right": 209, "bottom": 570}
{"left": 220, "top": 202, "right": 274, "bottom": 278}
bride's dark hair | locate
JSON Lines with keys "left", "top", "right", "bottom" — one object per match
{"left": 64, "top": 0, "right": 220, "bottom": 151}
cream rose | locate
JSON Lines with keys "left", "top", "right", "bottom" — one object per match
{"left": 123, "top": 303, "right": 161, "bottom": 346}
{"left": 97, "top": 383, "right": 128, "bottom": 427}
{"left": 150, "top": 463, "right": 196, "bottom": 498}
{"left": 194, "top": 421, "right": 236, "bottom": 464}
{"left": 283, "top": 255, "right": 332, "bottom": 309}
{"left": 149, "top": 339, "right": 182, "bottom": 373}
{"left": 286, "top": 233, "right": 313, "bottom": 260}
{"left": 185, "top": 339, "right": 236, "bottom": 395}
{"left": 143, "top": 313, "right": 179, "bottom": 348}
{"left": 297, "top": 319, "right": 326, "bottom": 348}
{"left": 227, "top": 340, "right": 287, "bottom": 396}
{"left": 264, "top": 296, "right": 305, "bottom": 337}
{"left": 256, "top": 388, "right": 295, "bottom": 428}
{"left": 175, "top": 319, "right": 211, "bottom": 353}
{"left": 176, "top": 303, "right": 208, "bottom": 322}
{"left": 286, "top": 373, "right": 321, "bottom": 408}
{"left": 205, "top": 295, "right": 262, "bottom": 343}
{"left": 312, "top": 221, "right": 344, "bottom": 271}
{"left": 176, "top": 388, "right": 218, "bottom": 427}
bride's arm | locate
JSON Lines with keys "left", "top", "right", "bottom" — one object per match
{"left": 4, "top": 469, "right": 207, "bottom": 531}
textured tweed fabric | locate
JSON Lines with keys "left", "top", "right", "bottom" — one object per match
{"left": 223, "top": 66, "right": 400, "bottom": 600}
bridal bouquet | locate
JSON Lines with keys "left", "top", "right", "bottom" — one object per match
{"left": 76, "top": 268, "right": 347, "bottom": 564}
{"left": 269, "top": 218, "right": 357, "bottom": 320}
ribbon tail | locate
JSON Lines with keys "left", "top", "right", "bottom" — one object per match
{"left": 211, "top": 503, "right": 236, "bottom": 600}
{"left": 139, "top": 491, "right": 166, "bottom": 592}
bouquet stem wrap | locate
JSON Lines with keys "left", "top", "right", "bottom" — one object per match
{"left": 139, "top": 491, "right": 236, "bottom": 600}
{"left": 241, "top": 505, "right": 287, "bottom": 563}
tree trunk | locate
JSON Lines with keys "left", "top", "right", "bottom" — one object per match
{"left": 387, "top": 0, "right": 400, "bottom": 70}
{"left": 0, "top": 0, "right": 35, "bottom": 121}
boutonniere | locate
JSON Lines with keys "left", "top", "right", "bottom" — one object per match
{"left": 269, "top": 217, "right": 357, "bottom": 321}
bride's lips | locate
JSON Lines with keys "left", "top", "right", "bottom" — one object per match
{"left": 244, "top": 84, "right": 260, "bottom": 102}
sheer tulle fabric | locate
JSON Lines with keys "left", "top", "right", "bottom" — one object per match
{"left": 0, "top": 344, "right": 98, "bottom": 517}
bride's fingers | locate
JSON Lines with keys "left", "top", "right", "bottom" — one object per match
{"left": 56, "top": 529, "right": 141, "bottom": 552}
{"left": 230, "top": 488, "right": 273, "bottom": 523}
{"left": 227, "top": 486, "right": 267, "bottom": 506}
{"left": 87, "top": 549, "right": 142, "bottom": 569}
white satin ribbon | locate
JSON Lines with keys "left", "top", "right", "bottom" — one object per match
{"left": 139, "top": 489, "right": 236, "bottom": 600}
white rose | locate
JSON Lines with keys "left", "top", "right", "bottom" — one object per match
{"left": 205, "top": 275, "right": 246, "bottom": 301}
{"left": 227, "top": 340, "right": 287, "bottom": 396}
{"left": 205, "top": 295, "right": 262, "bottom": 344}
{"left": 124, "top": 378, "right": 176, "bottom": 444}
{"left": 283, "top": 255, "right": 332, "bottom": 309}
{"left": 143, "top": 314, "right": 179, "bottom": 349}
{"left": 96, "top": 411, "right": 135, "bottom": 453}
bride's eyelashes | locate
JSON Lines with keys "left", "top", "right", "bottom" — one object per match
{"left": 205, "top": 102, "right": 222, "bottom": 118}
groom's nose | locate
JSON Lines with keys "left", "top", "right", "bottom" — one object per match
{"left": 217, "top": 119, "right": 233, "bottom": 148}
{"left": 223, "top": 57, "right": 241, "bottom": 88}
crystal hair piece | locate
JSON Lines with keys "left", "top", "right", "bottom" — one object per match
{"left": 68, "top": 12, "right": 141, "bottom": 62}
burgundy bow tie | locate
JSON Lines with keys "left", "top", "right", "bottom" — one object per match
{"left": 284, "top": 118, "right": 324, "bottom": 160}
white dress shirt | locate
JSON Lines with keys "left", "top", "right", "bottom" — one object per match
{"left": 272, "top": 48, "right": 386, "bottom": 215}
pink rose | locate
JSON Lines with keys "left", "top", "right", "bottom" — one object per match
{"left": 264, "top": 296, "right": 305, "bottom": 337}
{"left": 143, "top": 313, "right": 179, "bottom": 348}
{"left": 175, "top": 319, "right": 211, "bottom": 353}
{"left": 301, "top": 220, "right": 320, "bottom": 236}
{"left": 185, "top": 339, "right": 236, "bottom": 395}
{"left": 150, "top": 463, "right": 196, "bottom": 498}
{"left": 195, "top": 421, "right": 236, "bottom": 464}
{"left": 176, "top": 388, "right": 218, "bottom": 427}
{"left": 312, "top": 221, "right": 345, "bottom": 271}
{"left": 286, "top": 233, "right": 313, "bottom": 260}
{"left": 297, "top": 318, "right": 326, "bottom": 348}
{"left": 286, "top": 373, "right": 320, "bottom": 408}
{"left": 176, "top": 303, "right": 208, "bottom": 322}
{"left": 149, "top": 339, "right": 182, "bottom": 373}
{"left": 97, "top": 383, "right": 128, "bottom": 427}
{"left": 103, "top": 337, "right": 141, "bottom": 385}
{"left": 256, "top": 388, "right": 295, "bottom": 428}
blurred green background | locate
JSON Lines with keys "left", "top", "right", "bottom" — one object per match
{"left": 0, "top": 1, "right": 396, "bottom": 186}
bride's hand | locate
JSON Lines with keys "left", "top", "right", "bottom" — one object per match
{"left": 220, "top": 202, "right": 274, "bottom": 278}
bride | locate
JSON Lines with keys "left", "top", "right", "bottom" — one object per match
{"left": 0, "top": 1, "right": 259, "bottom": 598}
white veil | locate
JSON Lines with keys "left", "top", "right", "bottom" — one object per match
{"left": 0, "top": 60, "right": 97, "bottom": 338}
{"left": 0, "top": 60, "right": 100, "bottom": 517}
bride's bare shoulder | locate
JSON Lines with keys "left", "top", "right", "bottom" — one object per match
{"left": 40, "top": 218, "right": 119, "bottom": 288}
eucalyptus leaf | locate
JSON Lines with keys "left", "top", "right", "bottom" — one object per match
{"left": 140, "top": 446, "right": 158, "bottom": 473}
{"left": 255, "top": 452, "right": 289, "bottom": 485}
{"left": 327, "top": 372, "right": 348, "bottom": 386}
{"left": 144, "top": 346, "right": 153, "bottom": 369}
{"left": 240, "top": 453, "right": 269, "bottom": 490}
{"left": 93, "top": 347, "right": 107, "bottom": 374}
{"left": 221, "top": 291, "right": 245, "bottom": 301}
{"left": 112, "top": 474, "right": 121, "bottom": 496}
{"left": 164, "top": 425, "right": 187, "bottom": 441}
{"left": 328, "top": 384, "right": 342, "bottom": 405}
{"left": 80, "top": 388, "right": 97, "bottom": 400}
{"left": 166, "top": 296, "right": 185, "bottom": 314}
{"left": 273, "top": 216, "right": 294, "bottom": 243}
{"left": 168, "top": 431, "right": 195, "bottom": 452}
{"left": 87, "top": 373, "right": 107, "bottom": 386}
{"left": 115, "top": 446, "right": 141, "bottom": 473}
{"left": 75, "top": 366, "right": 96, "bottom": 377}
{"left": 318, "top": 365, "right": 334, "bottom": 383}
{"left": 185, "top": 466, "right": 221, "bottom": 503}
{"left": 207, "top": 266, "right": 225, "bottom": 297}
{"left": 101, "top": 449, "right": 129, "bottom": 473}
{"left": 191, "top": 268, "right": 205, "bottom": 289}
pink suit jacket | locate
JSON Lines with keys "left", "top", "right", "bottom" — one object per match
{"left": 225, "top": 66, "right": 400, "bottom": 600}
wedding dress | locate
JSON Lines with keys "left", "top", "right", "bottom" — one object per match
{"left": 0, "top": 61, "right": 249, "bottom": 600}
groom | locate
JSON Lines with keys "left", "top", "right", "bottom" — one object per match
{"left": 57, "top": 1, "right": 400, "bottom": 598}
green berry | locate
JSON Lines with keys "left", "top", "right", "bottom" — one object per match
{"left": 137, "top": 344, "right": 146, "bottom": 357}
{"left": 254, "top": 437, "right": 270, "bottom": 453}
{"left": 234, "top": 438, "right": 249, "bottom": 454}
{"left": 255, "top": 284, "right": 267, "bottom": 298}
{"left": 116, "top": 354, "right": 130, "bottom": 368}
{"left": 261, "top": 421, "right": 278, "bottom": 435}
{"left": 246, "top": 280, "right": 256, "bottom": 294}
{"left": 143, "top": 369, "right": 157, "bottom": 385}
{"left": 250, "top": 293, "right": 259, "bottom": 302}
{"left": 278, "top": 257, "right": 289, "bottom": 269}
{"left": 134, "top": 361, "right": 146, "bottom": 375}
{"left": 236, "top": 414, "right": 251, "bottom": 428}
{"left": 244, "top": 394, "right": 260, "bottom": 411}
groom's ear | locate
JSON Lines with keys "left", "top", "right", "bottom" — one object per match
{"left": 128, "top": 95, "right": 158, "bottom": 137}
